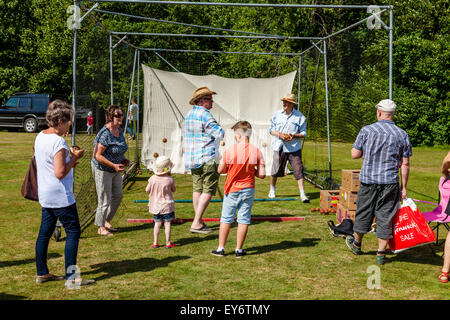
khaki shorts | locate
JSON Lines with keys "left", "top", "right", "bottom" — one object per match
{"left": 191, "top": 160, "right": 220, "bottom": 195}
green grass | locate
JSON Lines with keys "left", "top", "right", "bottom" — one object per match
{"left": 0, "top": 131, "right": 448, "bottom": 300}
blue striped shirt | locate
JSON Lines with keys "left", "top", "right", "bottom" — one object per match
{"left": 183, "top": 105, "right": 225, "bottom": 170}
{"left": 269, "top": 108, "right": 307, "bottom": 153}
{"left": 353, "top": 120, "right": 412, "bottom": 184}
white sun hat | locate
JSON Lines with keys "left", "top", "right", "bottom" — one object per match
{"left": 152, "top": 156, "right": 174, "bottom": 175}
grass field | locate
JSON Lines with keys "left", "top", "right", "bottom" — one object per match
{"left": 0, "top": 131, "right": 449, "bottom": 300}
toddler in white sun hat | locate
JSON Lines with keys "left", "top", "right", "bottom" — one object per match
{"left": 145, "top": 156, "right": 177, "bottom": 249}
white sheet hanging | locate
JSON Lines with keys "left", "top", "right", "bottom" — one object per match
{"left": 141, "top": 65, "right": 297, "bottom": 174}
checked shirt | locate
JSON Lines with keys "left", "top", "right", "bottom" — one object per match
{"left": 183, "top": 105, "right": 224, "bottom": 170}
{"left": 353, "top": 119, "right": 412, "bottom": 185}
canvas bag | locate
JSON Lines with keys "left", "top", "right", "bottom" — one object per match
{"left": 388, "top": 198, "right": 436, "bottom": 253}
{"left": 21, "top": 155, "right": 39, "bottom": 201}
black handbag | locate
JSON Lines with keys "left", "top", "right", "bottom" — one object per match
{"left": 21, "top": 155, "right": 39, "bottom": 201}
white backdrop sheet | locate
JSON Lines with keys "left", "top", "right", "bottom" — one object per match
{"left": 141, "top": 65, "right": 296, "bottom": 174}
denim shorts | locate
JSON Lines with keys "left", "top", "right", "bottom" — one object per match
{"left": 153, "top": 212, "right": 175, "bottom": 222}
{"left": 221, "top": 188, "right": 255, "bottom": 225}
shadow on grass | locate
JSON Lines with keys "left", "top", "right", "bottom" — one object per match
{"left": 0, "top": 253, "right": 62, "bottom": 268}
{"left": 246, "top": 238, "right": 320, "bottom": 256}
{"left": 362, "top": 246, "right": 443, "bottom": 266}
{"left": 85, "top": 256, "right": 191, "bottom": 282}
{"left": 0, "top": 292, "right": 27, "bottom": 300}
{"left": 175, "top": 233, "right": 219, "bottom": 246}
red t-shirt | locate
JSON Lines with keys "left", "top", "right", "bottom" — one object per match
{"left": 87, "top": 116, "right": 94, "bottom": 126}
{"left": 221, "top": 141, "right": 265, "bottom": 195}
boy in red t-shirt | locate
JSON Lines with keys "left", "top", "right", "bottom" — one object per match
{"left": 211, "top": 121, "right": 265, "bottom": 258}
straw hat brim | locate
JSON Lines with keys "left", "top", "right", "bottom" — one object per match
{"left": 281, "top": 98, "right": 298, "bottom": 105}
{"left": 189, "top": 89, "right": 217, "bottom": 105}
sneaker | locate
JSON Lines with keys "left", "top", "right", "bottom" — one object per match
{"left": 268, "top": 190, "right": 276, "bottom": 199}
{"left": 235, "top": 250, "right": 247, "bottom": 258}
{"left": 211, "top": 249, "right": 225, "bottom": 257}
{"left": 165, "top": 242, "right": 176, "bottom": 249}
{"left": 345, "top": 236, "right": 362, "bottom": 255}
{"left": 300, "top": 193, "right": 310, "bottom": 203}
{"left": 376, "top": 255, "right": 391, "bottom": 265}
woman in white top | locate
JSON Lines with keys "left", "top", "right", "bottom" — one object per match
{"left": 34, "top": 100, "right": 94, "bottom": 288}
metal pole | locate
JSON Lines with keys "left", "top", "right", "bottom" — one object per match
{"left": 389, "top": 7, "right": 393, "bottom": 100}
{"left": 323, "top": 40, "right": 332, "bottom": 182}
{"left": 71, "top": 1, "right": 78, "bottom": 146}
{"left": 85, "top": 1, "right": 391, "bottom": 9}
{"left": 111, "top": 32, "right": 322, "bottom": 41}
{"left": 136, "top": 49, "right": 140, "bottom": 164}
{"left": 142, "top": 47, "right": 301, "bottom": 56}
{"left": 297, "top": 55, "right": 301, "bottom": 111}
{"left": 109, "top": 33, "right": 114, "bottom": 104}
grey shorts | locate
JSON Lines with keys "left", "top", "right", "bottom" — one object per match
{"left": 353, "top": 182, "right": 400, "bottom": 239}
{"left": 271, "top": 149, "right": 304, "bottom": 180}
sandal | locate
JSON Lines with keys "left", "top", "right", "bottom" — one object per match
{"left": 190, "top": 223, "right": 212, "bottom": 234}
{"left": 439, "top": 270, "right": 449, "bottom": 283}
{"left": 98, "top": 228, "right": 113, "bottom": 236}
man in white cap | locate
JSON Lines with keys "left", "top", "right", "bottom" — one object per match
{"left": 184, "top": 86, "right": 225, "bottom": 234}
{"left": 268, "top": 93, "right": 309, "bottom": 203}
{"left": 345, "top": 99, "right": 412, "bottom": 265}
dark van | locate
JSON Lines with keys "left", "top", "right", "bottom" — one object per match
{"left": 0, "top": 93, "right": 66, "bottom": 132}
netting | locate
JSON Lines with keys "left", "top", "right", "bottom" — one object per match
{"left": 67, "top": 3, "right": 392, "bottom": 237}
{"left": 299, "top": 18, "right": 390, "bottom": 190}
{"left": 69, "top": 18, "right": 142, "bottom": 236}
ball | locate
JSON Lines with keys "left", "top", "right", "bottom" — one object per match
{"left": 162, "top": 138, "right": 167, "bottom": 143}
{"left": 220, "top": 141, "right": 225, "bottom": 146}
{"left": 153, "top": 152, "right": 159, "bottom": 158}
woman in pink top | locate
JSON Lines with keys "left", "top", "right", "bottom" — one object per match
{"left": 146, "top": 156, "right": 176, "bottom": 248}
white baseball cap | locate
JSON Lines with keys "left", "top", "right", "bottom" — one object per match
{"left": 375, "top": 99, "right": 396, "bottom": 112}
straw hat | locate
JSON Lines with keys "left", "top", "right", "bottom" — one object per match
{"left": 152, "top": 156, "right": 174, "bottom": 175}
{"left": 281, "top": 93, "right": 298, "bottom": 105}
{"left": 189, "top": 86, "right": 217, "bottom": 105}
{"left": 375, "top": 99, "right": 396, "bottom": 112}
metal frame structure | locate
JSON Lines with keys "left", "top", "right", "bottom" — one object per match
{"left": 72, "top": 1, "right": 394, "bottom": 186}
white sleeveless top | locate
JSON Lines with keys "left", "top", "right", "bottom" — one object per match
{"left": 34, "top": 132, "right": 75, "bottom": 208}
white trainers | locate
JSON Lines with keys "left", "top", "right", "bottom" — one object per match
{"left": 268, "top": 190, "right": 276, "bottom": 198}
{"left": 300, "top": 193, "right": 310, "bottom": 203}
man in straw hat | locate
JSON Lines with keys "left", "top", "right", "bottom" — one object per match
{"left": 268, "top": 93, "right": 309, "bottom": 203}
{"left": 184, "top": 86, "right": 225, "bottom": 234}
{"left": 345, "top": 99, "right": 412, "bottom": 265}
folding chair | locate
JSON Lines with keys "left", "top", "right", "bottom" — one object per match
{"left": 422, "top": 176, "right": 450, "bottom": 246}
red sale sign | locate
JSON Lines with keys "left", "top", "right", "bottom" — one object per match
{"left": 388, "top": 199, "right": 436, "bottom": 254}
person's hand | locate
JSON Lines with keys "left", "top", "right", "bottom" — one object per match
{"left": 401, "top": 188, "right": 407, "bottom": 200}
{"left": 70, "top": 146, "right": 85, "bottom": 160}
{"left": 284, "top": 134, "right": 294, "bottom": 141}
{"left": 113, "top": 163, "right": 125, "bottom": 172}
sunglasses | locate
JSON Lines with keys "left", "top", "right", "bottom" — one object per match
{"left": 202, "top": 97, "right": 213, "bottom": 101}
{"left": 113, "top": 113, "right": 124, "bottom": 118}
